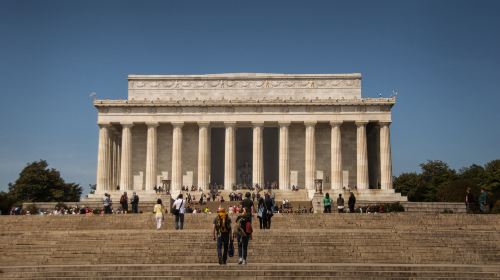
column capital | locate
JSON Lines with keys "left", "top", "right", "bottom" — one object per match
{"left": 330, "top": 120, "right": 343, "bottom": 127}
{"left": 145, "top": 122, "right": 159, "bottom": 128}
{"left": 379, "top": 121, "right": 392, "bottom": 126}
{"left": 224, "top": 121, "right": 237, "bottom": 127}
{"left": 251, "top": 121, "right": 264, "bottom": 127}
{"left": 278, "top": 121, "right": 291, "bottom": 127}
{"left": 121, "top": 122, "right": 134, "bottom": 128}
{"left": 197, "top": 121, "right": 210, "bottom": 128}
{"left": 355, "top": 120, "right": 369, "bottom": 126}
{"left": 171, "top": 121, "right": 184, "bottom": 128}
{"left": 304, "top": 121, "right": 317, "bottom": 127}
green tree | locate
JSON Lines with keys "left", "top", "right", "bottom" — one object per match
{"left": 393, "top": 172, "right": 422, "bottom": 201}
{"left": 0, "top": 192, "right": 16, "bottom": 215}
{"left": 482, "top": 159, "right": 500, "bottom": 203}
{"left": 8, "top": 160, "right": 82, "bottom": 202}
{"left": 419, "top": 160, "right": 456, "bottom": 201}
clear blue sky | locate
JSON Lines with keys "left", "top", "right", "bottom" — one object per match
{"left": 1, "top": 0, "right": 499, "bottom": 193}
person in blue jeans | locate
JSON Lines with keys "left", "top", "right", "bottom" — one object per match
{"left": 235, "top": 208, "right": 252, "bottom": 264}
{"left": 213, "top": 208, "right": 232, "bottom": 265}
{"left": 172, "top": 194, "right": 186, "bottom": 230}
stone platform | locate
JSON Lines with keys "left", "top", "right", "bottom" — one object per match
{"left": 0, "top": 213, "right": 499, "bottom": 279}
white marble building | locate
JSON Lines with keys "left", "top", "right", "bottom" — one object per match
{"left": 91, "top": 73, "right": 406, "bottom": 201}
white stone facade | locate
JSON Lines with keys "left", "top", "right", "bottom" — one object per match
{"left": 92, "top": 73, "right": 405, "bottom": 201}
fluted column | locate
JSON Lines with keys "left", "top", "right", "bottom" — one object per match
{"left": 330, "top": 121, "right": 343, "bottom": 190}
{"left": 119, "top": 123, "right": 133, "bottom": 190}
{"left": 111, "top": 135, "right": 119, "bottom": 190}
{"left": 197, "top": 122, "right": 210, "bottom": 190}
{"left": 279, "top": 122, "right": 290, "bottom": 190}
{"left": 252, "top": 122, "right": 264, "bottom": 188}
{"left": 380, "top": 121, "right": 393, "bottom": 190}
{"left": 171, "top": 122, "right": 184, "bottom": 191}
{"left": 356, "top": 121, "right": 369, "bottom": 190}
{"left": 224, "top": 122, "right": 236, "bottom": 191}
{"left": 96, "top": 123, "right": 111, "bottom": 192}
{"left": 305, "top": 121, "right": 316, "bottom": 190}
{"left": 145, "top": 122, "right": 159, "bottom": 192}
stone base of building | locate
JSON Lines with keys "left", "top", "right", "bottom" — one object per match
{"left": 84, "top": 190, "right": 171, "bottom": 204}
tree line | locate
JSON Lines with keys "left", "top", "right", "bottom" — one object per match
{"left": 394, "top": 159, "right": 500, "bottom": 212}
{"left": 0, "top": 160, "right": 82, "bottom": 214}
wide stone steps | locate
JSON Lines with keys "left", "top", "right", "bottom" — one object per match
{"left": 1, "top": 264, "right": 500, "bottom": 279}
{"left": 1, "top": 213, "right": 499, "bottom": 278}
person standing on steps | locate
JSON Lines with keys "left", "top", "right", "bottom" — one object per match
{"left": 235, "top": 208, "right": 252, "bottom": 265}
{"left": 257, "top": 196, "right": 265, "bottom": 229}
{"left": 323, "top": 193, "right": 332, "bottom": 213}
{"left": 465, "top": 188, "right": 476, "bottom": 214}
{"left": 153, "top": 199, "right": 164, "bottom": 230}
{"left": 120, "top": 192, "right": 128, "bottom": 213}
{"left": 241, "top": 192, "right": 255, "bottom": 220}
{"left": 348, "top": 192, "right": 356, "bottom": 213}
{"left": 263, "top": 192, "right": 273, "bottom": 229}
{"left": 479, "top": 188, "right": 489, "bottom": 213}
{"left": 172, "top": 194, "right": 186, "bottom": 230}
{"left": 103, "top": 193, "right": 112, "bottom": 214}
{"left": 337, "top": 193, "right": 345, "bottom": 213}
{"left": 213, "top": 208, "right": 232, "bottom": 265}
{"left": 130, "top": 192, "right": 139, "bottom": 213}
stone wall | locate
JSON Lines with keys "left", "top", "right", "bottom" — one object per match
{"left": 182, "top": 124, "right": 198, "bottom": 186}
{"left": 341, "top": 123, "right": 357, "bottom": 187}
{"left": 157, "top": 124, "right": 173, "bottom": 183}
{"left": 131, "top": 125, "right": 147, "bottom": 190}
{"left": 316, "top": 123, "right": 331, "bottom": 189}
{"left": 289, "top": 123, "right": 305, "bottom": 188}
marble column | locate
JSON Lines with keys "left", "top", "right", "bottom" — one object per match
{"left": 171, "top": 122, "right": 184, "bottom": 191}
{"left": 116, "top": 141, "right": 121, "bottom": 191}
{"left": 111, "top": 135, "right": 119, "bottom": 191}
{"left": 356, "top": 121, "right": 369, "bottom": 190}
{"left": 252, "top": 122, "right": 264, "bottom": 188}
{"left": 330, "top": 121, "right": 343, "bottom": 190}
{"left": 197, "top": 122, "right": 210, "bottom": 190}
{"left": 305, "top": 121, "right": 317, "bottom": 190}
{"left": 279, "top": 122, "right": 290, "bottom": 190}
{"left": 119, "top": 123, "right": 133, "bottom": 190}
{"left": 96, "top": 123, "right": 111, "bottom": 192}
{"left": 380, "top": 121, "right": 393, "bottom": 190}
{"left": 224, "top": 122, "right": 236, "bottom": 191}
{"left": 145, "top": 122, "right": 159, "bottom": 192}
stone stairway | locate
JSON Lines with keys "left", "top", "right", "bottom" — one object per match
{"left": 0, "top": 213, "right": 499, "bottom": 279}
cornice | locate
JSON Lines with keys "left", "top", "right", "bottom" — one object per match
{"left": 94, "top": 97, "right": 396, "bottom": 108}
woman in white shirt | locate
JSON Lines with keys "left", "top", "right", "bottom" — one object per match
{"left": 153, "top": 199, "right": 164, "bottom": 230}
{"left": 172, "top": 194, "right": 186, "bottom": 230}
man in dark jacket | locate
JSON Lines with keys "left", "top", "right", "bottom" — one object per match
{"left": 130, "top": 192, "right": 139, "bottom": 213}
{"left": 348, "top": 192, "right": 356, "bottom": 213}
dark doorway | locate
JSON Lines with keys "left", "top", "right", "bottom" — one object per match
{"left": 236, "top": 128, "right": 252, "bottom": 186}
{"left": 367, "top": 123, "right": 380, "bottom": 189}
{"left": 210, "top": 128, "right": 225, "bottom": 186}
{"left": 263, "top": 127, "right": 279, "bottom": 186}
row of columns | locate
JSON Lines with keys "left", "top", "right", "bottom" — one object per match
{"left": 96, "top": 120, "right": 393, "bottom": 192}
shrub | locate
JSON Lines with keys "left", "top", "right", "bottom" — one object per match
{"left": 24, "top": 204, "right": 38, "bottom": 215}
{"left": 491, "top": 201, "right": 500, "bottom": 214}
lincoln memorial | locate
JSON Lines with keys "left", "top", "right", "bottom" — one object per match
{"left": 90, "top": 73, "right": 406, "bottom": 201}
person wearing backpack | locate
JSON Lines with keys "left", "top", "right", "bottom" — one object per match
{"left": 213, "top": 208, "right": 232, "bottom": 265}
{"left": 235, "top": 208, "right": 252, "bottom": 264}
